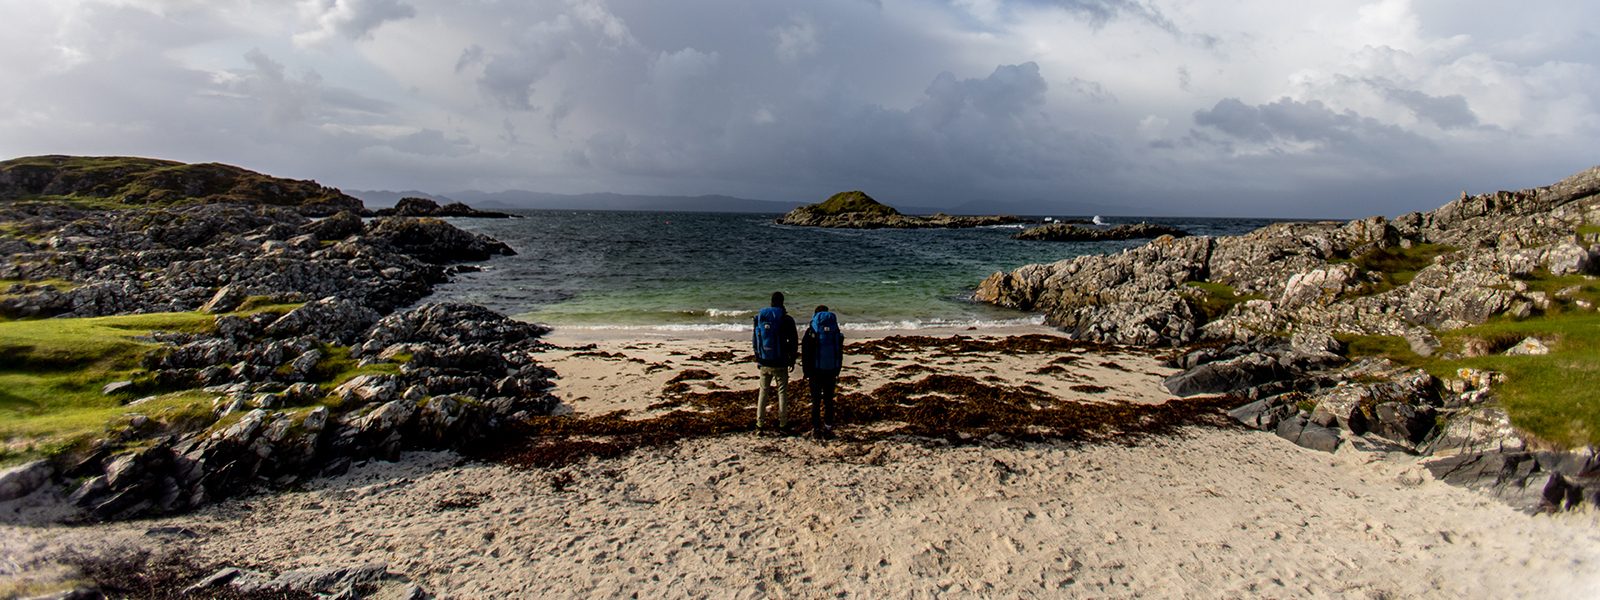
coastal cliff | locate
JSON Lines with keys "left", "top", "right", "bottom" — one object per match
{"left": 777, "top": 190, "right": 1025, "bottom": 229}
{"left": 977, "top": 165, "right": 1600, "bottom": 511}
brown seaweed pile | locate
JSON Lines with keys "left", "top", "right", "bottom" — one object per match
{"left": 469, "top": 334, "right": 1231, "bottom": 469}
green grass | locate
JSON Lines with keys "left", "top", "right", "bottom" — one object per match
{"left": 0, "top": 155, "right": 355, "bottom": 209}
{"left": 1439, "top": 314, "right": 1600, "bottom": 447}
{"left": 1336, "top": 243, "right": 1457, "bottom": 294}
{"left": 1183, "top": 281, "right": 1264, "bottom": 321}
{"left": 0, "top": 305, "right": 304, "bottom": 462}
{"left": 808, "top": 190, "right": 900, "bottom": 216}
{"left": 1576, "top": 224, "right": 1600, "bottom": 238}
{"left": 0, "top": 312, "right": 221, "bottom": 463}
{"left": 1510, "top": 270, "right": 1600, "bottom": 315}
{"left": 1341, "top": 310, "right": 1600, "bottom": 448}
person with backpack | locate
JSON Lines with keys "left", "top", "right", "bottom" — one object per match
{"left": 752, "top": 291, "right": 799, "bottom": 432}
{"left": 801, "top": 305, "right": 844, "bottom": 439}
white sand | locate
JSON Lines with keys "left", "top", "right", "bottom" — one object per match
{"left": 3, "top": 326, "right": 1598, "bottom": 598}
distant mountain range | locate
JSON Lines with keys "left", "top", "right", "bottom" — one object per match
{"left": 346, "top": 188, "right": 1127, "bottom": 217}
{"left": 347, "top": 189, "right": 809, "bottom": 214}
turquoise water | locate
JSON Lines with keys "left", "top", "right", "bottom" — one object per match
{"left": 430, "top": 211, "right": 1280, "bottom": 331}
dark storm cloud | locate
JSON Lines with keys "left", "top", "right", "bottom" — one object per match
{"left": 1381, "top": 87, "right": 1480, "bottom": 129}
{"left": 1192, "top": 97, "right": 1432, "bottom": 156}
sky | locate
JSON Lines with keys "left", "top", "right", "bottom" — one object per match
{"left": 1, "top": 0, "right": 1597, "bottom": 218}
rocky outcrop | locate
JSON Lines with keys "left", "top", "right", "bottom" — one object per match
{"left": 0, "top": 176, "right": 553, "bottom": 522}
{"left": 0, "top": 203, "right": 510, "bottom": 318}
{"left": 365, "top": 216, "right": 516, "bottom": 264}
{"left": 1014, "top": 222, "right": 1188, "bottom": 242}
{"left": 58, "top": 302, "right": 556, "bottom": 521}
{"left": 375, "top": 196, "right": 514, "bottom": 218}
{"left": 0, "top": 155, "right": 365, "bottom": 216}
{"left": 979, "top": 166, "right": 1600, "bottom": 346}
{"left": 777, "top": 190, "right": 1026, "bottom": 229}
{"left": 978, "top": 235, "right": 1213, "bottom": 346}
{"left": 982, "top": 165, "right": 1600, "bottom": 511}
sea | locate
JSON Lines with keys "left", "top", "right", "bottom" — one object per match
{"left": 427, "top": 212, "right": 1286, "bottom": 332}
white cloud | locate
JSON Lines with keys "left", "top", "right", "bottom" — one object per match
{"left": 0, "top": 0, "right": 1597, "bottom": 216}
{"left": 293, "top": 0, "right": 415, "bottom": 47}
{"left": 773, "top": 15, "right": 819, "bottom": 63}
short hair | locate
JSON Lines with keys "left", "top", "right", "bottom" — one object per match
{"left": 815, "top": 305, "right": 829, "bottom": 313}
{"left": 771, "top": 291, "right": 785, "bottom": 306}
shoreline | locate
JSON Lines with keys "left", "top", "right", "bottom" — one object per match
{"left": 540, "top": 320, "right": 1063, "bottom": 345}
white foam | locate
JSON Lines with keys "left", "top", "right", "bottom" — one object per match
{"left": 705, "top": 308, "right": 753, "bottom": 318}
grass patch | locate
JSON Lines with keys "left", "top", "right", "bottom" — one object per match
{"left": 1338, "top": 333, "right": 1428, "bottom": 367}
{"left": 1511, "top": 270, "right": 1600, "bottom": 315}
{"left": 1576, "top": 224, "right": 1600, "bottom": 239}
{"left": 1183, "top": 281, "right": 1264, "bottom": 321}
{"left": 807, "top": 190, "right": 900, "bottom": 216}
{"left": 1339, "top": 308, "right": 1600, "bottom": 447}
{"left": 0, "top": 312, "right": 219, "bottom": 456}
{"left": 1339, "top": 243, "right": 1456, "bottom": 293}
{"left": 1435, "top": 313, "right": 1600, "bottom": 447}
{"left": 311, "top": 345, "right": 402, "bottom": 391}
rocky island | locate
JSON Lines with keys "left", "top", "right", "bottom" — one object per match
{"left": 777, "top": 190, "right": 1026, "bottom": 229}
{"left": 374, "top": 196, "right": 515, "bottom": 219}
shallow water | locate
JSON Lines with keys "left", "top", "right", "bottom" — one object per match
{"left": 431, "top": 211, "right": 1283, "bottom": 331}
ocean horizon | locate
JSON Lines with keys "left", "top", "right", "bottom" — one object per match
{"left": 431, "top": 210, "right": 1287, "bottom": 332}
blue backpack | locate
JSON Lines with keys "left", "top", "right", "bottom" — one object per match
{"left": 753, "top": 306, "right": 785, "bottom": 362}
{"left": 811, "top": 311, "right": 842, "bottom": 370}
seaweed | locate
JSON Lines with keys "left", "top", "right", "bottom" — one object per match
{"left": 470, "top": 372, "right": 1241, "bottom": 469}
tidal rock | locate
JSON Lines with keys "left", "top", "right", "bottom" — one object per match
{"left": 1274, "top": 415, "right": 1343, "bottom": 453}
{"left": 365, "top": 216, "right": 516, "bottom": 263}
{"left": 777, "top": 191, "right": 1025, "bottom": 229}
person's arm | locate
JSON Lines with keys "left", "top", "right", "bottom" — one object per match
{"left": 784, "top": 316, "right": 800, "bottom": 367}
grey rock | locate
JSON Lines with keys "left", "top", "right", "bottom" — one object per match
{"left": 100, "top": 380, "right": 135, "bottom": 396}
{"left": 200, "top": 284, "right": 249, "bottom": 314}
{"left": 1274, "top": 415, "right": 1343, "bottom": 453}
{"left": 1503, "top": 337, "right": 1550, "bottom": 356}
{"left": 1227, "top": 397, "right": 1295, "bottom": 431}
{"left": 0, "top": 459, "right": 54, "bottom": 501}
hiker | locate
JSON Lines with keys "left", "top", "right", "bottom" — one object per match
{"left": 752, "top": 291, "right": 799, "bottom": 432}
{"left": 801, "top": 305, "right": 844, "bottom": 439}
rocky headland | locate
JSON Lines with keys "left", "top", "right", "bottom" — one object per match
{"left": 1013, "top": 222, "right": 1189, "bottom": 242}
{"left": 0, "top": 157, "right": 553, "bottom": 531}
{"left": 777, "top": 190, "right": 1026, "bottom": 229}
{"left": 977, "top": 165, "right": 1600, "bottom": 511}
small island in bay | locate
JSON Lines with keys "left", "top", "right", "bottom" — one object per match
{"left": 776, "top": 190, "right": 1026, "bottom": 229}
{"left": 1013, "top": 222, "right": 1189, "bottom": 241}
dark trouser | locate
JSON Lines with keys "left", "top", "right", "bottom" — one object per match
{"left": 808, "top": 370, "right": 839, "bottom": 430}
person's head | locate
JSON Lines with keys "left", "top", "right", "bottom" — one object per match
{"left": 814, "top": 305, "right": 829, "bottom": 314}
{"left": 770, "top": 291, "right": 785, "bottom": 307}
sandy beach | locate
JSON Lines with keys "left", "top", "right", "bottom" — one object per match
{"left": 4, "top": 325, "right": 1599, "bottom": 598}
